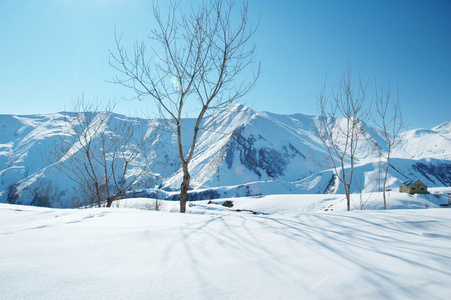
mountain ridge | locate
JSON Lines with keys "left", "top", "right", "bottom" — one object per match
{"left": 1, "top": 104, "right": 450, "bottom": 207}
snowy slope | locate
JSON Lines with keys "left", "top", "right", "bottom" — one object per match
{"left": 393, "top": 120, "right": 451, "bottom": 159}
{"left": 0, "top": 113, "right": 71, "bottom": 196}
{"left": 158, "top": 105, "right": 451, "bottom": 199}
{"left": 1, "top": 105, "right": 451, "bottom": 207}
{"left": 176, "top": 105, "right": 328, "bottom": 189}
{"left": 1, "top": 201, "right": 451, "bottom": 299}
{"left": 0, "top": 112, "right": 161, "bottom": 206}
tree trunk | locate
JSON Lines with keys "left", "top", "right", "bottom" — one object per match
{"left": 382, "top": 158, "right": 390, "bottom": 210}
{"left": 96, "top": 195, "right": 102, "bottom": 208}
{"left": 180, "top": 173, "right": 190, "bottom": 213}
{"left": 341, "top": 166, "right": 351, "bottom": 211}
{"left": 345, "top": 184, "right": 351, "bottom": 211}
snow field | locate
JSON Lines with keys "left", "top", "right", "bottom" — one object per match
{"left": 1, "top": 196, "right": 451, "bottom": 299}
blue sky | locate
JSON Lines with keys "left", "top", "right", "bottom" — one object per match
{"left": 0, "top": 0, "right": 450, "bottom": 129}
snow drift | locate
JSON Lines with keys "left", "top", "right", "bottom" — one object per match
{"left": 1, "top": 200, "right": 451, "bottom": 299}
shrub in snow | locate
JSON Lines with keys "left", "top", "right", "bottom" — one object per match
{"left": 7, "top": 183, "right": 20, "bottom": 204}
{"left": 223, "top": 200, "right": 234, "bottom": 208}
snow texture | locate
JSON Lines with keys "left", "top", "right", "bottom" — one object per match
{"left": 1, "top": 191, "right": 451, "bottom": 299}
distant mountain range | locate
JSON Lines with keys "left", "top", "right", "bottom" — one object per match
{"left": 1, "top": 104, "right": 450, "bottom": 207}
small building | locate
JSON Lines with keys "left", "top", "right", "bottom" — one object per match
{"left": 399, "top": 179, "right": 428, "bottom": 194}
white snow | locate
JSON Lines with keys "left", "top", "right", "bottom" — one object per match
{"left": 1, "top": 192, "right": 451, "bottom": 299}
{"left": 1, "top": 107, "right": 451, "bottom": 298}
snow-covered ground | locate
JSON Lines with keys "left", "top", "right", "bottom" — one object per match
{"left": 2, "top": 192, "right": 451, "bottom": 299}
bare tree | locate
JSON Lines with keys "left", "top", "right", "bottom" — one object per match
{"left": 6, "top": 182, "right": 20, "bottom": 205}
{"left": 110, "top": 0, "right": 259, "bottom": 212}
{"left": 316, "top": 66, "right": 368, "bottom": 211}
{"left": 373, "top": 80, "right": 404, "bottom": 209}
{"left": 50, "top": 99, "right": 158, "bottom": 207}
{"left": 28, "top": 178, "right": 61, "bottom": 207}
{"left": 70, "top": 184, "right": 98, "bottom": 208}
{"left": 354, "top": 172, "right": 374, "bottom": 210}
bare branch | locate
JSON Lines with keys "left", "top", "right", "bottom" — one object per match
{"left": 373, "top": 79, "right": 405, "bottom": 209}
{"left": 48, "top": 97, "right": 158, "bottom": 207}
{"left": 315, "top": 65, "right": 369, "bottom": 211}
{"left": 110, "top": 0, "right": 259, "bottom": 212}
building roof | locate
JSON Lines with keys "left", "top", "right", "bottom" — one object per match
{"left": 402, "top": 179, "right": 423, "bottom": 187}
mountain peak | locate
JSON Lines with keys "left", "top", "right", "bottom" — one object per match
{"left": 432, "top": 120, "right": 451, "bottom": 132}
{"left": 228, "top": 103, "right": 254, "bottom": 114}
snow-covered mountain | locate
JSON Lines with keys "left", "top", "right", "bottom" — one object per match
{"left": 1, "top": 104, "right": 450, "bottom": 207}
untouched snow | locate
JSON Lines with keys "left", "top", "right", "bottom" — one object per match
{"left": 1, "top": 194, "right": 451, "bottom": 299}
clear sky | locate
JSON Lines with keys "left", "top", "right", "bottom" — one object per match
{"left": 0, "top": 0, "right": 450, "bottom": 129}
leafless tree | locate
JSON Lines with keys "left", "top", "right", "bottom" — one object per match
{"left": 50, "top": 99, "right": 158, "bottom": 207}
{"left": 373, "top": 80, "right": 404, "bottom": 209}
{"left": 110, "top": 0, "right": 259, "bottom": 212}
{"left": 316, "top": 66, "right": 368, "bottom": 211}
{"left": 27, "top": 178, "right": 61, "bottom": 207}
{"left": 6, "top": 182, "right": 20, "bottom": 205}
{"left": 70, "top": 184, "right": 98, "bottom": 208}
{"left": 354, "top": 172, "right": 374, "bottom": 210}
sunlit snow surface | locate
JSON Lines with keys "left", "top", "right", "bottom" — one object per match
{"left": 1, "top": 193, "right": 451, "bottom": 299}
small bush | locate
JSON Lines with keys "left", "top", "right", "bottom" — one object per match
{"left": 223, "top": 200, "right": 234, "bottom": 208}
{"left": 29, "top": 178, "right": 60, "bottom": 207}
{"left": 7, "top": 183, "right": 20, "bottom": 204}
